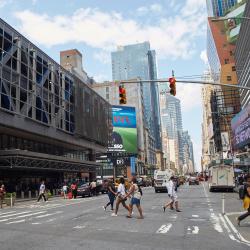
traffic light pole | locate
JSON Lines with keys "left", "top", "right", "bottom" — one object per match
{"left": 120, "top": 79, "right": 250, "bottom": 91}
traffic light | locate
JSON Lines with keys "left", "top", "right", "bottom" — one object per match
{"left": 169, "top": 77, "right": 176, "bottom": 96}
{"left": 119, "top": 85, "right": 127, "bottom": 104}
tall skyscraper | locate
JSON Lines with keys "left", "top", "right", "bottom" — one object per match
{"left": 206, "top": 0, "right": 237, "bottom": 17}
{"left": 111, "top": 42, "right": 161, "bottom": 150}
{"left": 182, "top": 131, "right": 195, "bottom": 173}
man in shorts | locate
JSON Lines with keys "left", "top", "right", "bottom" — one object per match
{"left": 163, "top": 176, "right": 181, "bottom": 212}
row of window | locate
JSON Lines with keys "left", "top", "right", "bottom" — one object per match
{"left": 0, "top": 134, "right": 89, "bottom": 161}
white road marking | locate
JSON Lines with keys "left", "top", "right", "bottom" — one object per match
{"left": 73, "top": 225, "right": 86, "bottom": 229}
{"left": 210, "top": 212, "right": 223, "bottom": 233}
{"left": 219, "top": 214, "right": 249, "bottom": 246}
{"left": 15, "top": 211, "right": 47, "bottom": 219}
{"left": 0, "top": 211, "right": 32, "bottom": 219}
{"left": 156, "top": 224, "right": 172, "bottom": 234}
{"left": 34, "top": 211, "right": 62, "bottom": 218}
{"left": 192, "top": 215, "right": 199, "bottom": 218}
{"left": 225, "top": 212, "right": 245, "bottom": 216}
{"left": 6, "top": 219, "right": 25, "bottom": 224}
{"left": 0, "top": 211, "right": 17, "bottom": 215}
{"left": 31, "top": 222, "right": 42, "bottom": 225}
{"left": 190, "top": 218, "right": 206, "bottom": 221}
{"left": 224, "top": 214, "right": 250, "bottom": 245}
{"left": 187, "top": 226, "right": 199, "bottom": 234}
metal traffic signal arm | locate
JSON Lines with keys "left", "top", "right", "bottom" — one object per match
{"left": 120, "top": 78, "right": 250, "bottom": 91}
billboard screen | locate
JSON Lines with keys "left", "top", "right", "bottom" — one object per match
{"left": 231, "top": 103, "right": 250, "bottom": 149}
{"left": 108, "top": 106, "right": 137, "bottom": 154}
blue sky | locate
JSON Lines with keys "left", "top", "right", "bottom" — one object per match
{"left": 0, "top": 0, "right": 208, "bottom": 171}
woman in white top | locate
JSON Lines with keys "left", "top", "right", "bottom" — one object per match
{"left": 125, "top": 176, "right": 144, "bottom": 219}
{"left": 111, "top": 177, "right": 129, "bottom": 217}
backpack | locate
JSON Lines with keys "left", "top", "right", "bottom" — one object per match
{"left": 239, "top": 185, "right": 246, "bottom": 200}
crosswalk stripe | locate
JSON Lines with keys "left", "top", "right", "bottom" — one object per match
{"left": 0, "top": 211, "right": 17, "bottom": 215}
{"left": 0, "top": 211, "right": 32, "bottom": 220}
{"left": 35, "top": 211, "right": 62, "bottom": 218}
{"left": 15, "top": 211, "right": 47, "bottom": 219}
{"left": 6, "top": 219, "right": 25, "bottom": 224}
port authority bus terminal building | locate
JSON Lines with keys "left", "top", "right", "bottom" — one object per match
{"left": 0, "top": 19, "right": 111, "bottom": 196}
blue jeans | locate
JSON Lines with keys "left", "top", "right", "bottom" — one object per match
{"left": 106, "top": 192, "right": 115, "bottom": 209}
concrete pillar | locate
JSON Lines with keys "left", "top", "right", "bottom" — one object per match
{"left": 28, "top": 191, "right": 31, "bottom": 199}
{"left": 53, "top": 189, "right": 55, "bottom": 196}
{"left": 35, "top": 190, "right": 38, "bottom": 197}
{"left": 21, "top": 191, "right": 24, "bottom": 199}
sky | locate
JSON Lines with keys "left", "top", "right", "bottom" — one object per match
{"left": 0, "top": 0, "right": 208, "bottom": 171}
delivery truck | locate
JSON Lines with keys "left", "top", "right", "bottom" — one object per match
{"left": 154, "top": 169, "right": 174, "bottom": 193}
{"left": 208, "top": 165, "right": 235, "bottom": 192}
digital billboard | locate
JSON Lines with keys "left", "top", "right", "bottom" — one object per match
{"left": 231, "top": 103, "right": 250, "bottom": 149}
{"left": 108, "top": 106, "right": 137, "bottom": 155}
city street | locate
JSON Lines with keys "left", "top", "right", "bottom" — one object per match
{"left": 0, "top": 183, "right": 249, "bottom": 250}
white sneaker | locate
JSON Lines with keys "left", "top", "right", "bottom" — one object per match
{"left": 103, "top": 206, "right": 106, "bottom": 211}
{"left": 111, "top": 213, "right": 117, "bottom": 217}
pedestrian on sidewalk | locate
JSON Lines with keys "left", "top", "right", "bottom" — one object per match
{"left": 0, "top": 184, "right": 6, "bottom": 209}
{"left": 37, "top": 181, "right": 47, "bottom": 202}
{"left": 125, "top": 176, "right": 144, "bottom": 219}
{"left": 103, "top": 180, "right": 117, "bottom": 211}
{"left": 62, "top": 183, "right": 68, "bottom": 199}
{"left": 111, "top": 177, "right": 130, "bottom": 217}
{"left": 71, "top": 182, "right": 77, "bottom": 199}
{"left": 90, "top": 180, "right": 97, "bottom": 196}
{"left": 237, "top": 176, "right": 250, "bottom": 226}
{"left": 163, "top": 176, "right": 181, "bottom": 212}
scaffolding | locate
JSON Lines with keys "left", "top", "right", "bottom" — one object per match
{"left": 210, "top": 86, "right": 241, "bottom": 153}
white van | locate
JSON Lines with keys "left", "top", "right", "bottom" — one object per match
{"left": 208, "top": 165, "right": 235, "bottom": 192}
{"left": 154, "top": 169, "right": 174, "bottom": 193}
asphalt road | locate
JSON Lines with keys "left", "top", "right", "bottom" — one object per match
{"left": 0, "top": 183, "right": 249, "bottom": 250}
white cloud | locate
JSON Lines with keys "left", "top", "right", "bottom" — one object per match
{"left": 93, "top": 51, "right": 111, "bottom": 64}
{"left": 137, "top": 4, "right": 162, "bottom": 15}
{"left": 94, "top": 73, "right": 110, "bottom": 82}
{"left": 200, "top": 50, "right": 208, "bottom": 65}
{"left": 150, "top": 4, "right": 162, "bottom": 12}
{"left": 192, "top": 140, "right": 202, "bottom": 171}
{"left": 177, "top": 83, "right": 202, "bottom": 112}
{"left": 181, "top": 0, "right": 206, "bottom": 17}
{"left": 0, "top": 0, "right": 11, "bottom": 8}
{"left": 14, "top": 3, "right": 206, "bottom": 60}
{"left": 137, "top": 6, "right": 148, "bottom": 15}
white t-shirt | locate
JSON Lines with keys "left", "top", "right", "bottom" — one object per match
{"left": 62, "top": 185, "right": 67, "bottom": 192}
{"left": 39, "top": 184, "right": 45, "bottom": 194}
{"left": 117, "top": 183, "right": 126, "bottom": 195}
{"left": 167, "top": 180, "right": 176, "bottom": 197}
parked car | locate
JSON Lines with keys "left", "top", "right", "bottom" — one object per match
{"left": 189, "top": 177, "right": 199, "bottom": 185}
{"left": 77, "top": 183, "right": 91, "bottom": 197}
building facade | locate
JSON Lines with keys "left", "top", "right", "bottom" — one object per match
{"left": 111, "top": 42, "right": 162, "bottom": 151}
{"left": 207, "top": 0, "right": 237, "bottom": 17}
{"left": 235, "top": 0, "right": 250, "bottom": 108}
{"left": 0, "top": 18, "right": 111, "bottom": 196}
{"left": 92, "top": 80, "right": 156, "bottom": 176}
{"left": 182, "top": 131, "right": 195, "bottom": 174}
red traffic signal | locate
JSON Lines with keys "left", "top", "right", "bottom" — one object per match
{"left": 169, "top": 77, "right": 176, "bottom": 96}
{"left": 119, "top": 85, "right": 127, "bottom": 104}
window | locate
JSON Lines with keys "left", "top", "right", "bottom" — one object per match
{"left": 232, "top": 66, "right": 236, "bottom": 71}
{"left": 224, "top": 59, "right": 229, "bottom": 64}
{"left": 227, "top": 76, "right": 232, "bottom": 81}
